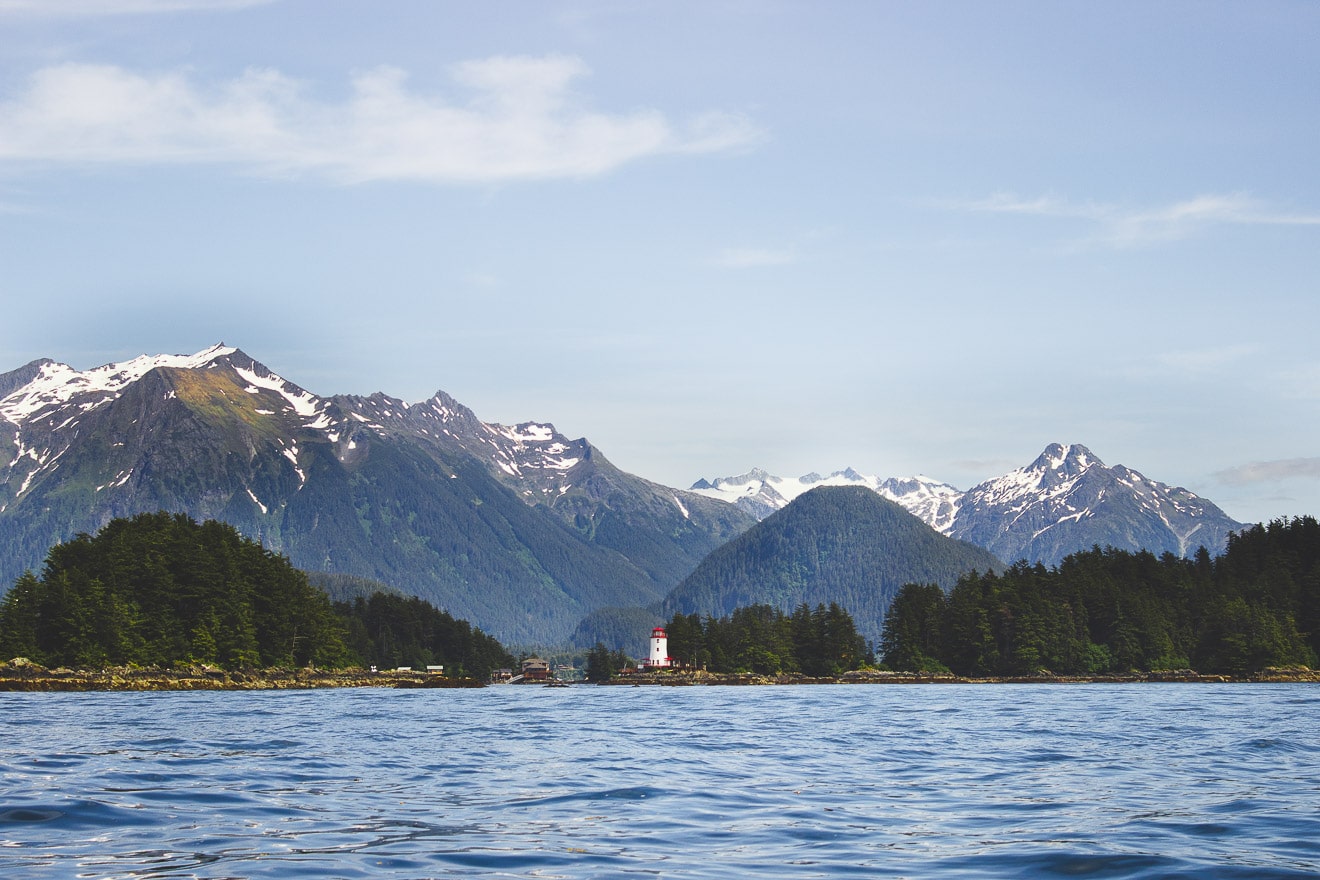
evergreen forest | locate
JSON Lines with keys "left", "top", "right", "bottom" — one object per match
{"left": 584, "top": 642, "right": 637, "bottom": 682}
{"left": 334, "top": 592, "right": 515, "bottom": 680}
{"left": 662, "top": 602, "right": 873, "bottom": 676}
{"left": 662, "top": 486, "right": 1002, "bottom": 644}
{"left": 0, "top": 512, "right": 514, "bottom": 677}
{"left": 880, "top": 517, "right": 1320, "bottom": 675}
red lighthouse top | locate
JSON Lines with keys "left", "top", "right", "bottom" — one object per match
{"left": 651, "top": 627, "right": 667, "bottom": 637}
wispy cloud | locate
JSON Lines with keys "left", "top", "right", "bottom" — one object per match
{"left": 956, "top": 192, "right": 1320, "bottom": 248}
{"left": 0, "top": 0, "right": 276, "bottom": 14}
{"left": 712, "top": 246, "right": 798, "bottom": 269}
{"left": 0, "top": 58, "right": 762, "bottom": 183}
{"left": 1215, "top": 458, "right": 1320, "bottom": 486}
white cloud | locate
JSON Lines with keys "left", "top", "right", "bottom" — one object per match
{"left": 0, "top": 58, "right": 762, "bottom": 183}
{"left": 0, "top": 0, "right": 275, "bottom": 14}
{"left": 1215, "top": 458, "right": 1320, "bottom": 486}
{"left": 713, "top": 246, "right": 798, "bottom": 268}
{"left": 960, "top": 193, "right": 1091, "bottom": 218}
{"left": 957, "top": 191, "right": 1320, "bottom": 248}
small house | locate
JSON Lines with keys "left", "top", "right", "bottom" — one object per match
{"left": 521, "top": 657, "right": 551, "bottom": 681}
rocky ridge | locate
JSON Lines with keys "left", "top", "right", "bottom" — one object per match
{"left": 0, "top": 345, "right": 752, "bottom": 645}
{"left": 693, "top": 443, "right": 1244, "bottom": 566}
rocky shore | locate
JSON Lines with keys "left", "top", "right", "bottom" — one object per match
{"left": 0, "top": 658, "right": 483, "bottom": 691}
{"left": 600, "top": 666, "right": 1320, "bottom": 686}
{"left": 3, "top": 659, "right": 1316, "bottom": 691}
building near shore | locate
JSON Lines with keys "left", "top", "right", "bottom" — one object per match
{"left": 521, "top": 657, "right": 551, "bottom": 681}
{"left": 644, "top": 627, "right": 673, "bottom": 669}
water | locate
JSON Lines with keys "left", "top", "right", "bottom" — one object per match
{"left": 2, "top": 684, "right": 1318, "bottom": 879}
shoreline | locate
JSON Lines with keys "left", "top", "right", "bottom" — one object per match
{"left": 1, "top": 660, "right": 1317, "bottom": 691}
{"left": 0, "top": 661, "right": 483, "bottom": 692}
{"left": 601, "top": 667, "right": 1320, "bottom": 686}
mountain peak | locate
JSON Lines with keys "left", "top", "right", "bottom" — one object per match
{"left": 0, "top": 344, "right": 242, "bottom": 425}
{"left": 954, "top": 443, "right": 1243, "bottom": 565}
{"left": 711, "top": 467, "right": 772, "bottom": 485}
{"left": 0, "top": 344, "right": 756, "bottom": 645}
{"left": 1030, "top": 442, "right": 1102, "bottom": 472}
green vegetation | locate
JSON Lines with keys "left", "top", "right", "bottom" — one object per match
{"left": 0, "top": 512, "right": 515, "bottom": 677}
{"left": 584, "top": 642, "right": 636, "bottom": 682}
{"left": 571, "top": 605, "right": 664, "bottom": 652}
{"left": 664, "top": 603, "right": 873, "bottom": 676}
{"left": 0, "top": 512, "right": 352, "bottom": 668}
{"left": 308, "top": 572, "right": 404, "bottom": 603}
{"left": 663, "top": 486, "right": 1002, "bottom": 643}
{"left": 880, "top": 517, "right": 1320, "bottom": 675}
{"left": 256, "top": 438, "right": 671, "bottom": 646}
{"left": 334, "top": 592, "right": 514, "bottom": 680}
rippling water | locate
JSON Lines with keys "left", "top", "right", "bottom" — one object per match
{"left": 2, "top": 684, "right": 1319, "bottom": 878}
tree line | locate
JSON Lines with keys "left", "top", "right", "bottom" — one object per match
{"left": 662, "top": 602, "right": 873, "bottom": 676}
{"left": 881, "top": 517, "right": 1320, "bottom": 675}
{"left": 0, "top": 512, "right": 514, "bottom": 678}
{"left": 334, "top": 591, "right": 514, "bottom": 679}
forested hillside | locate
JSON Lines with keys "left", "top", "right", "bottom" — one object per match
{"left": 0, "top": 512, "right": 352, "bottom": 668}
{"left": 881, "top": 517, "right": 1320, "bottom": 675}
{"left": 335, "top": 592, "right": 514, "bottom": 680}
{"left": 0, "top": 346, "right": 753, "bottom": 647}
{"left": 664, "top": 486, "right": 1003, "bottom": 643}
{"left": 0, "top": 513, "right": 516, "bottom": 677}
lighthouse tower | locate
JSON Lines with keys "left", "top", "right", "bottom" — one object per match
{"left": 647, "top": 626, "right": 671, "bottom": 668}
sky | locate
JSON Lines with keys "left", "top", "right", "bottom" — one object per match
{"left": 1, "top": 1, "right": 1318, "bottom": 526}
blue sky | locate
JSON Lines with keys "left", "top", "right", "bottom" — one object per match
{"left": 1, "top": 1, "right": 1318, "bottom": 525}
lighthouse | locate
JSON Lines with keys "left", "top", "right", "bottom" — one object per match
{"left": 647, "top": 626, "right": 671, "bottom": 668}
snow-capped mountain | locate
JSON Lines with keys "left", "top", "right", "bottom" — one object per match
{"left": 0, "top": 343, "right": 1250, "bottom": 641}
{"left": 694, "top": 443, "right": 1244, "bottom": 566}
{"left": 0, "top": 345, "right": 751, "bottom": 644}
{"left": 948, "top": 443, "right": 1243, "bottom": 565}
{"left": 1, "top": 345, "right": 336, "bottom": 506}
{"left": 691, "top": 467, "right": 961, "bottom": 532}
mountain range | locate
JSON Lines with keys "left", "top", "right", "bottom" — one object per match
{"left": 1, "top": 345, "right": 1249, "bottom": 647}
{"left": 691, "top": 443, "right": 1245, "bottom": 567}
{"left": 0, "top": 345, "right": 750, "bottom": 645}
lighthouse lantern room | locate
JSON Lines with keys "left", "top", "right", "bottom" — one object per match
{"left": 647, "top": 626, "right": 672, "bottom": 668}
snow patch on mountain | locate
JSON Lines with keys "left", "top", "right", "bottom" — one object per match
{"left": 0, "top": 343, "right": 236, "bottom": 425}
{"left": 231, "top": 362, "right": 329, "bottom": 428}
{"left": 691, "top": 467, "right": 962, "bottom": 532}
{"left": 947, "top": 442, "right": 1244, "bottom": 564}
{"left": 696, "top": 443, "right": 1242, "bottom": 565}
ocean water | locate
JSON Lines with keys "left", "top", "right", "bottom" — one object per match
{"left": 1, "top": 684, "right": 1318, "bottom": 879}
